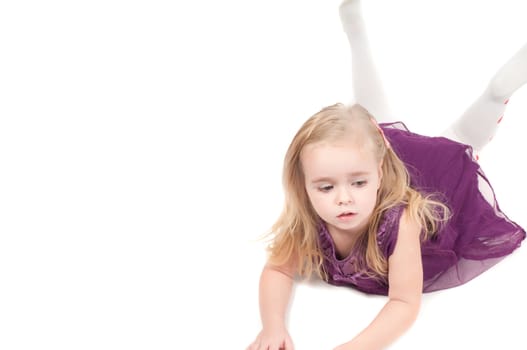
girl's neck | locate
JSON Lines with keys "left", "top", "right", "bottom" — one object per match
{"left": 327, "top": 224, "right": 368, "bottom": 260}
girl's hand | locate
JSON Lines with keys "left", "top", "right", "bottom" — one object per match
{"left": 246, "top": 326, "right": 294, "bottom": 350}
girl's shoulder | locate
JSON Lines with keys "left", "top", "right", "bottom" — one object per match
{"left": 377, "top": 205, "right": 406, "bottom": 259}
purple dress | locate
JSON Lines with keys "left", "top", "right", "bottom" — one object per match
{"left": 319, "top": 122, "right": 526, "bottom": 295}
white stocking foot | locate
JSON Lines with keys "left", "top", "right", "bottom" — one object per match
{"left": 489, "top": 42, "right": 527, "bottom": 101}
{"left": 339, "top": 0, "right": 365, "bottom": 34}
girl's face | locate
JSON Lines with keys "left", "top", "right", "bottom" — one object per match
{"left": 302, "top": 139, "right": 382, "bottom": 239}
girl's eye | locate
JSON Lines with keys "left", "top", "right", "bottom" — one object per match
{"left": 318, "top": 185, "right": 333, "bottom": 192}
{"left": 353, "top": 180, "right": 367, "bottom": 187}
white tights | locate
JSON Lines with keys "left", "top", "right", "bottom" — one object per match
{"left": 340, "top": 0, "right": 527, "bottom": 154}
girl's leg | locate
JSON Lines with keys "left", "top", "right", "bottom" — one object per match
{"left": 442, "top": 42, "right": 527, "bottom": 154}
{"left": 340, "top": 0, "right": 394, "bottom": 122}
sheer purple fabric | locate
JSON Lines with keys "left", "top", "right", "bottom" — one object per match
{"left": 319, "top": 122, "right": 526, "bottom": 295}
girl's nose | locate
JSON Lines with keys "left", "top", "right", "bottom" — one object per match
{"left": 337, "top": 189, "right": 354, "bottom": 205}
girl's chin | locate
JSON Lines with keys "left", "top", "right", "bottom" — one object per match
{"left": 328, "top": 217, "right": 369, "bottom": 234}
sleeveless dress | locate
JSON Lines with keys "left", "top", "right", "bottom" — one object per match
{"left": 319, "top": 122, "right": 526, "bottom": 295}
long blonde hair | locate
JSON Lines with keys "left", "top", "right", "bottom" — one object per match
{"left": 265, "top": 103, "right": 450, "bottom": 280}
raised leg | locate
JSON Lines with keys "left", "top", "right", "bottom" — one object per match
{"left": 442, "top": 42, "right": 527, "bottom": 154}
{"left": 340, "top": 0, "right": 394, "bottom": 122}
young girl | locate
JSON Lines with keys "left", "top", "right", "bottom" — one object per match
{"left": 247, "top": 1, "right": 527, "bottom": 349}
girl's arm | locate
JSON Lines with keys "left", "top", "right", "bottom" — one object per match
{"left": 247, "top": 261, "right": 296, "bottom": 350}
{"left": 335, "top": 209, "right": 423, "bottom": 350}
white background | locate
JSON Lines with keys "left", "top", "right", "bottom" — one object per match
{"left": 1, "top": 0, "right": 526, "bottom": 349}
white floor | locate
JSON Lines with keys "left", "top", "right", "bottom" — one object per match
{"left": 1, "top": 1, "right": 527, "bottom": 349}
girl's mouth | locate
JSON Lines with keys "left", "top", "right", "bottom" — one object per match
{"left": 338, "top": 212, "right": 356, "bottom": 219}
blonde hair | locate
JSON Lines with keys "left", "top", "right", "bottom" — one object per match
{"left": 265, "top": 103, "right": 450, "bottom": 281}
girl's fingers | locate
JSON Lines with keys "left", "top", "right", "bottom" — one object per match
{"left": 285, "top": 337, "right": 294, "bottom": 350}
